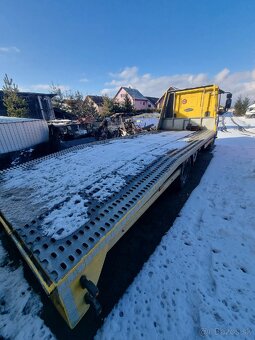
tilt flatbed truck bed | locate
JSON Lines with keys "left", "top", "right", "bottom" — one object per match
{"left": 0, "top": 85, "right": 231, "bottom": 328}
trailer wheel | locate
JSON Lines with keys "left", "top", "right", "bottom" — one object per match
{"left": 175, "top": 157, "right": 192, "bottom": 189}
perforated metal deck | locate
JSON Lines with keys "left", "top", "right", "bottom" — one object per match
{"left": 0, "top": 130, "right": 213, "bottom": 282}
{"left": 0, "top": 130, "right": 214, "bottom": 327}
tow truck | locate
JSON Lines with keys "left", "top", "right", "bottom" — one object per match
{"left": 0, "top": 85, "right": 232, "bottom": 329}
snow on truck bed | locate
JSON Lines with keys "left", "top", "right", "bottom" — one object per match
{"left": 0, "top": 131, "right": 192, "bottom": 240}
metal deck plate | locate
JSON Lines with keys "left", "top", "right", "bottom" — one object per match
{"left": 0, "top": 130, "right": 212, "bottom": 284}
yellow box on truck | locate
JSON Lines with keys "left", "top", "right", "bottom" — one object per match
{"left": 159, "top": 85, "right": 222, "bottom": 132}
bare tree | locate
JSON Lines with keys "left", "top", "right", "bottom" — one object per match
{"left": 50, "top": 83, "right": 65, "bottom": 110}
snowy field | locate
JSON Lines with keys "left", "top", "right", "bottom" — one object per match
{"left": 132, "top": 117, "right": 159, "bottom": 128}
{"left": 0, "top": 116, "right": 255, "bottom": 339}
{"left": 234, "top": 116, "right": 255, "bottom": 129}
{"left": 132, "top": 112, "right": 160, "bottom": 129}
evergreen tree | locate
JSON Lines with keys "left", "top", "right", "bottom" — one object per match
{"left": 234, "top": 96, "right": 250, "bottom": 116}
{"left": 113, "top": 99, "right": 122, "bottom": 113}
{"left": 2, "top": 74, "right": 28, "bottom": 117}
{"left": 101, "top": 96, "right": 114, "bottom": 116}
{"left": 122, "top": 94, "right": 134, "bottom": 113}
{"left": 65, "top": 90, "right": 85, "bottom": 116}
{"left": 234, "top": 96, "right": 242, "bottom": 116}
{"left": 82, "top": 97, "right": 99, "bottom": 119}
{"left": 243, "top": 97, "right": 251, "bottom": 114}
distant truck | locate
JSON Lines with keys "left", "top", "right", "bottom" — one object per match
{"left": 0, "top": 84, "right": 232, "bottom": 329}
{"left": 245, "top": 104, "right": 255, "bottom": 118}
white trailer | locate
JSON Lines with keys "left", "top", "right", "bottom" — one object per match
{"left": 0, "top": 116, "right": 49, "bottom": 155}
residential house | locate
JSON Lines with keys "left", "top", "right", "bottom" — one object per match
{"left": 156, "top": 86, "right": 178, "bottom": 110}
{"left": 0, "top": 91, "right": 55, "bottom": 120}
{"left": 114, "top": 87, "right": 158, "bottom": 111}
{"left": 85, "top": 95, "right": 104, "bottom": 115}
{"left": 145, "top": 96, "right": 159, "bottom": 108}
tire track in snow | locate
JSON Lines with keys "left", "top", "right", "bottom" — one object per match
{"left": 230, "top": 117, "right": 255, "bottom": 136}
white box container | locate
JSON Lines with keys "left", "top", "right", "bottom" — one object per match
{"left": 0, "top": 116, "right": 49, "bottom": 155}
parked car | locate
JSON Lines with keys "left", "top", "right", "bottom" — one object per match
{"left": 245, "top": 104, "right": 255, "bottom": 118}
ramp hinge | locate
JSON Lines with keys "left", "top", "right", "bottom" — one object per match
{"left": 80, "top": 275, "right": 102, "bottom": 315}
{"left": 80, "top": 275, "right": 99, "bottom": 297}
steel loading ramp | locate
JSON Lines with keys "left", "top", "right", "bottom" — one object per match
{"left": 0, "top": 130, "right": 214, "bottom": 328}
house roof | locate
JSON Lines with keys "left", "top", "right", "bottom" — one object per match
{"left": 117, "top": 87, "right": 147, "bottom": 100}
{"left": 156, "top": 86, "right": 179, "bottom": 104}
{"left": 145, "top": 96, "right": 159, "bottom": 106}
{"left": 0, "top": 90, "right": 55, "bottom": 98}
{"left": 87, "top": 95, "right": 104, "bottom": 106}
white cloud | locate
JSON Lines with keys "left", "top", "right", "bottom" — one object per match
{"left": 20, "top": 84, "right": 70, "bottom": 93}
{"left": 0, "top": 46, "right": 20, "bottom": 53}
{"left": 102, "top": 66, "right": 255, "bottom": 101}
{"left": 214, "top": 68, "right": 230, "bottom": 83}
{"left": 31, "top": 84, "right": 52, "bottom": 91}
{"left": 79, "top": 78, "right": 89, "bottom": 83}
{"left": 102, "top": 67, "right": 210, "bottom": 97}
{"left": 109, "top": 66, "right": 138, "bottom": 80}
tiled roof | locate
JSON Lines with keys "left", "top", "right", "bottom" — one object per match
{"left": 0, "top": 90, "right": 55, "bottom": 98}
{"left": 122, "top": 87, "right": 147, "bottom": 100}
{"left": 87, "top": 95, "right": 104, "bottom": 106}
{"left": 156, "top": 86, "right": 179, "bottom": 103}
{"left": 146, "top": 97, "right": 159, "bottom": 105}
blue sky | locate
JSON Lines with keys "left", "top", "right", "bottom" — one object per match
{"left": 0, "top": 0, "right": 255, "bottom": 98}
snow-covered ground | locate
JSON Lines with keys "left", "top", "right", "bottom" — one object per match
{"left": 132, "top": 112, "right": 160, "bottom": 129}
{"left": 0, "top": 236, "right": 54, "bottom": 339}
{"left": 233, "top": 116, "right": 255, "bottom": 130}
{"left": 96, "top": 116, "right": 255, "bottom": 339}
{"left": 132, "top": 117, "right": 159, "bottom": 128}
{"left": 0, "top": 116, "right": 254, "bottom": 339}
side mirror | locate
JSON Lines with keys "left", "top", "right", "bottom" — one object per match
{"left": 225, "top": 93, "right": 232, "bottom": 110}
